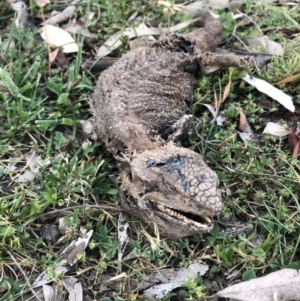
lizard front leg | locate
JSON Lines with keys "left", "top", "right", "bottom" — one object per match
{"left": 167, "top": 114, "right": 193, "bottom": 145}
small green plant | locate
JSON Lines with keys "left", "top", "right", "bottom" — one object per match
{"left": 181, "top": 276, "right": 206, "bottom": 300}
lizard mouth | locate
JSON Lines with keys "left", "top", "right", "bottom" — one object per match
{"left": 153, "top": 203, "right": 213, "bottom": 230}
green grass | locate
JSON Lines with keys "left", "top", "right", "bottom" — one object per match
{"left": 1, "top": 0, "right": 300, "bottom": 300}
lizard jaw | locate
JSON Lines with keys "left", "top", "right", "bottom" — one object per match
{"left": 155, "top": 203, "right": 213, "bottom": 231}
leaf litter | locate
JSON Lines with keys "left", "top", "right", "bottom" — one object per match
{"left": 262, "top": 122, "right": 291, "bottom": 137}
{"left": 6, "top": 0, "right": 29, "bottom": 28}
{"left": 2, "top": 0, "right": 300, "bottom": 301}
{"left": 243, "top": 74, "right": 295, "bottom": 112}
{"left": 118, "top": 213, "right": 129, "bottom": 263}
{"left": 246, "top": 36, "right": 284, "bottom": 56}
{"left": 141, "top": 262, "right": 208, "bottom": 300}
{"left": 14, "top": 150, "right": 50, "bottom": 183}
{"left": 215, "top": 268, "right": 300, "bottom": 301}
{"left": 31, "top": 229, "right": 93, "bottom": 289}
{"left": 236, "top": 107, "right": 254, "bottom": 142}
{"left": 43, "top": 0, "right": 82, "bottom": 25}
{"left": 96, "top": 17, "right": 208, "bottom": 58}
{"left": 41, "top": 24, "right": 79, "bottom": 53}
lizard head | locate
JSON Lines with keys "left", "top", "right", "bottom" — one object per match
{"left": 119, "top": 142, "right": 222, "bottom": 237}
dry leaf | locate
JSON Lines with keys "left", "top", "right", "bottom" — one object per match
{"left": 235, "top": 107, "right": 254, "bottom": 142}
{"left": 279, "top": 27, "right": 300, "bottom": 36}
{"left": 49, "top": 49, "right": 59, "bottom": 63}
{"left": 31, "top": 229, "right": 93, "bottom": 289}
{"left": 235, "top": 107, "right": 252, "bottom": 133}
{"left": 262, "top": 122, "right": 291, "bottom": 137}
{"left": 61, "top": 229, "right": 93, "bottom": 266}
{"left": 1, "top": 39, "right": 15, "bottom": 52}
{"left": 211, "top": 69, "right": 232, "bottom": 108}
{"left": 107, "top": 273, "right": 127, "bottom": 282}
{"left": 288, "top": 128, "right": 300, "bottom": 158}
{"left": 200, "top": 103, "right": 217, "bottom": 119}
{"left": 44, "top": 1, "right": 81, "bottom": 25}
{"left": 41, "top": 24, "right": 78, "bottom": 53}
{"left": 43, "top": 283, "right": 65, "bottom": 301}
{"left": 63, "top": 277, "right": 83, "bottom": 301}
{"left": 65, "top": 23, "right": 93, "bottom": 37}
{"left": 143, "top": 263, "right": 208, "bottom": 299}
{"left": 222, "top": 72, "right": 232, "bottom": 102}
{"left": 16, "top": 150, "right": 50, "bottom": 183}
{"left": 53, "top": 49, "right": 68, "bottom": 69}
{"left": 216, "top": 113, "right": 226, "bottom": 126}
{"left": 9, "top": 0, "right": 29, "bottom": 28}
{"left": 118, "top": 213, "right": 129, "bottom": 263}
{"left": 31, "top": 265, "right": 69, "bottom": 289}
{"left": 246, "top": 36, "right": 284, "bottom": 56}
{"left": 243, "top": 74, "right": 295, "bottom": 112}
{"left": 238, "top": 110, "right": 247, "bottom": 132}
{"left": 275, "top": 72, "right": 300, "bottom": 85}
{"left": 215, "top": 268, "right": 300, "bottom": 301}
{"left": 181, "top": 0, "right": 231, "bottom": 13}
{"left": 35, "top": 0, "right": 50, "bottom": 8}
{"left": 97, "top": 18, "right": 203, "bottom": 58}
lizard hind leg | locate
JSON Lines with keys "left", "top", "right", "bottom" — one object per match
{"left": 197, "top": 51, "right": 252, "bottom": 74}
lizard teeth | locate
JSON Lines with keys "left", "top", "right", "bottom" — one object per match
{"left": 156, "top": 203, "right": 210, "bottom": 228}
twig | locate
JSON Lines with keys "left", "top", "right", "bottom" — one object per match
{"left": 237, "top": 10, "right": 263, "bottom": 35}
{"left": 228, "top": 25, "right": 260, "bottom": 72}
{"left": 44, "top": 0, "right": 82, "bottom": 25}
{"left": 2, "top": 246, "right": 43, "bottom": 301}
{"left": 39, "top": 7, "right": 51, "bottom": 76}
{"left": 23, "top": 204, "right": 124, "bottom": 226}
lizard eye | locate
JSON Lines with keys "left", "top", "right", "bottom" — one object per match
{"left": 145, "top": 158, "right": 167, "bottom": 168}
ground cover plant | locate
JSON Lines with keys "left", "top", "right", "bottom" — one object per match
{"left": 0, "top": 0, "right": 300, "bottom": 300}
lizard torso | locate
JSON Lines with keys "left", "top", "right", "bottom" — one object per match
{"left": 83, "top": 15, "right": 250, "bottom": 237}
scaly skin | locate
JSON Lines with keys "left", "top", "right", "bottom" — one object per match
{"left": 83, "top": 15, "right": 251, "bottom": 237}
{"left": 119, "top": 143, "right": 222, "bottom": 237}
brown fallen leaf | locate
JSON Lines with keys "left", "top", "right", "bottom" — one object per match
{"left": 222, "top": 71, "right": 232, "bottom": 103}
{"left": 236, "top": 107, "right": 247, "bottom": 132}
{"left": 235, "top": 106, "right": 254, "bottom": 142}
{"left": 278, "top": 28, "right": 300, "bottom": 36}
{"left": 278, "top": 155, "right": 300, "bottom": 184}
{"left": 35, "top": 0, "right": 50, "bottom": 8}
{"left": 215, "top": 268, "right": 300, "bottom": 301}
{"left": 288, "top": 128, "right": 300, "bottom": 158}
{"left": 211, "top": 69, "right": 232, "bottom": 108}
{"left": 52, "top": 49, "right": 68, "bottom": 70}
{"left": 275, "top": 71, "right": 300, "bottom": 85}
{"left": 292, "top": 141, "right": 300, "bottom": 158}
